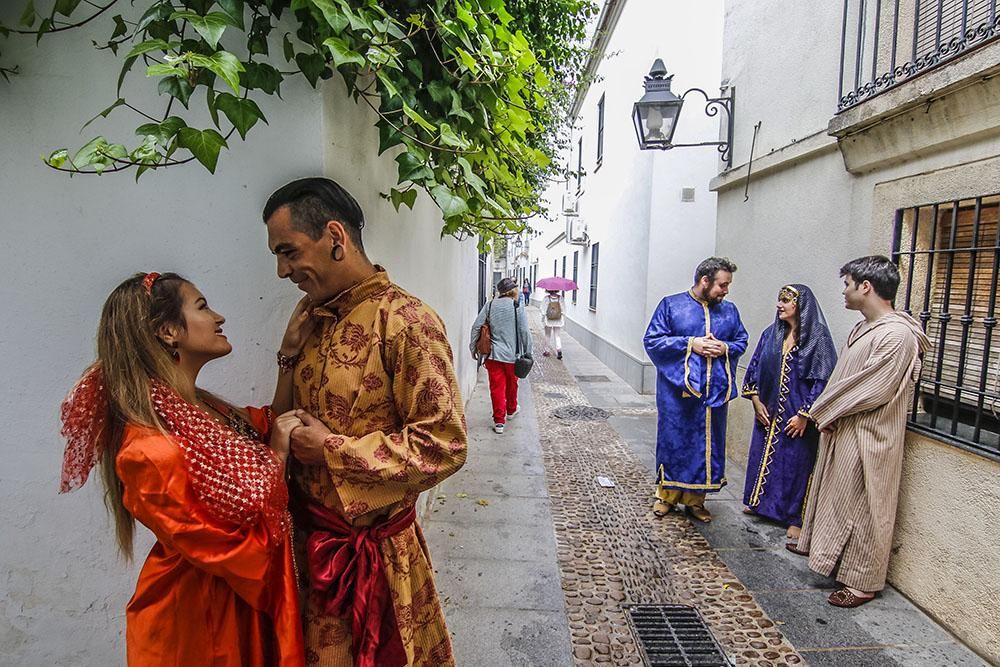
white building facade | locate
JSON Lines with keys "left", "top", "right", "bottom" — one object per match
{"left": 528, "top": 0, "right": 726, "bottom": 394}
{"left": 0, "top": 12, "right": 480, "bottom": 664}
{"left": 712, "top": 0, "right": 1000, "bottom": 660}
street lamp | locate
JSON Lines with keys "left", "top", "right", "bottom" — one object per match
{"left": 631, "top": 58, "right": 735, "bottom": 168}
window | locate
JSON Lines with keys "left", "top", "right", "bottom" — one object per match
{"left": 562, "top": 255, "right": 567, "bottom": 278}
{"left": 893, "top": 193, "right": 1000, "bottom": 460}
{"left": 596, "top": 93, "right": 605, "bottom": 168}
{"left": 572, "top": 251, "right": 579, "bottom": 305}
{"left": 477, "top": 252, "right": 488, "bottom": 309}
{"left": 553, "top": 259, "right": 558, "bottom": 277}
{"left": 576, "top": 137, "right": 583, "bottom": 192}
{"left": 589, "top": 243, "right": 600, "bottom": 311}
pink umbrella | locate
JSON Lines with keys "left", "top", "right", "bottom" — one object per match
{"left": 536, "top": 276, "right": 578, "bottom": 291}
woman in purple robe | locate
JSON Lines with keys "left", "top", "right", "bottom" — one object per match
{"left": 741, "top": 284, "right": 837, "bottom": 540}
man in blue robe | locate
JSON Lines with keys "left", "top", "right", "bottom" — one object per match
{"left": 644, "top": 257, "right": 748, "bottom": 522}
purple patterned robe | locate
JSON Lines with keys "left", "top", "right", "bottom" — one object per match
{"left": 741, "top": 340, "right": 828, "bottom": 526}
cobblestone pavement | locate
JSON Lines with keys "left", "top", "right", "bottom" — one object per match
{"left": 427, "top": 308, "right": 987, "bottom": 666}
{"left": 528, "top": 317, "right": 803, "bottom": 667}
{"left": 535, "top": 313, "right": 988, "bottom": 667}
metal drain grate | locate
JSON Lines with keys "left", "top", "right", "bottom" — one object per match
{"left": 574, "top": 374, "right": 612, "bottom": 383}
{"left": 551, "top": 404, "right": 612, "bottom": 421}
{"left": 625, "top": 604, "right": 730, "bottom": 667}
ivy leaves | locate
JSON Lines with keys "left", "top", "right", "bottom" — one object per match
{"left": 3, "top": 0, "right": 594, "bottom": 247}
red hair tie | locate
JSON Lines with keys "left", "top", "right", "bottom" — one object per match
{"left": 142, "top": 272, "right": 161, "bottom": 294}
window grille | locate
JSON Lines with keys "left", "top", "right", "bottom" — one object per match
{"left": 589, "top": 243, "right": 600, "bottom": 311}
{"left": 477, "top": 252, "right": 488, "bottom": 309}
{"left": 892, "top": 193, "right": 1000, "bottom": 460}
{"left": 838, "top": 0, "right": 999, "bottom": 111}
{"left": 572, "top": 251, "right": 579, "bottom": 305}
{"left": 596, "top": 93, "right": 605, "bottom": 168}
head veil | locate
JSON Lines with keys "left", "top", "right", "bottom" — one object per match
{"left": 757, "top": 284, "right": 838, "bottom": 405}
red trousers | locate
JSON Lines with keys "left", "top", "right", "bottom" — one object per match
{"left": 485, "top": 359, "right": 518, "bottom": 424}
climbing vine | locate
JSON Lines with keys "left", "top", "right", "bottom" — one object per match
{"left": 1, "top": 0, "right": 596, "bottom": 246}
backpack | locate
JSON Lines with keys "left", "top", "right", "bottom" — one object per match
{"left": 545, "top": 297, "right": 562, "bottom": 321}
{"left": 474, "top": 301, "right": 493, "bottom": 359}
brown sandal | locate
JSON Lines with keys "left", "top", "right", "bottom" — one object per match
{"left": 785, "top": 542, "right": 809, "bottom": 556}
{"left": 686, "top": 505, "right": 712, "bottom": 523}
{"left": 652, "top": 500, "right": 673, "bottom": 518}
{"left": 828, "top": 587, "right": 876, "bottom": 608}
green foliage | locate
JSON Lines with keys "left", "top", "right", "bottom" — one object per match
{"left": 0, "top": 0, "right": 596, "bottom": 247}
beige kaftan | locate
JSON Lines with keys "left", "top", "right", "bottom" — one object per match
{"left": 797, "top": 311, "right": 929, "bottom": 592}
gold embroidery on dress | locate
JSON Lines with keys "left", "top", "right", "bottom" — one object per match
{"left": 749, "top": 345, "right": 796, "bottom": 507}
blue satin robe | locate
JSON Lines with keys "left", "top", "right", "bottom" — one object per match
{"left": 644, "top": 291, "right": 749, "bottom": 493}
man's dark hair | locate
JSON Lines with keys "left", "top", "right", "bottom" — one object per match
{"left": 694, "top": 257, "right": 738, "bottom": 285}
{"left": 263, "top": 177, "right": 366, "bottom": 251}
{"left": 840, "top": 255, "right": 900, "bottom": 301}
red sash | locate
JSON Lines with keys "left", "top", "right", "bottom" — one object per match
{"left": 305, "top": 503, "right": 415, "bottom": 667}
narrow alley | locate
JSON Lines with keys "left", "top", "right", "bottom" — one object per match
{"left": 424, "top": 310, "right": 988, "bottom": 667}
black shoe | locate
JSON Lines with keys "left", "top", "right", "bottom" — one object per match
{"left": 557, "top": 351, "right": 563, "bottom": 360}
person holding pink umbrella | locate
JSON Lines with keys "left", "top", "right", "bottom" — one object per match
{"left": 536, "top": 276, "right": 576, "bottom": 360}
{"left": 542, "top": 290, "right": 565, "bottom": 359}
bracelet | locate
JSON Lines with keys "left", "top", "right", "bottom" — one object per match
{"left": 276, "top": 351, "right": 300, "bottom": 373}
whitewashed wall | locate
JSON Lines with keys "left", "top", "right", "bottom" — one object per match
{"left": 532, "top": 0, "right": 724, "bottom": 391}
{"left": 0, "top": 10, "right": 477, "bottom": 664}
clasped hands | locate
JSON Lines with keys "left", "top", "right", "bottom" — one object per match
{"left": 691, "top": 334, "right": 728, "bottom": 359}
{"left": 270, "top": 409, "right": 335, "bottom": 466}
{"left": 750, "top": 396, "right": 809, "bottom": 438}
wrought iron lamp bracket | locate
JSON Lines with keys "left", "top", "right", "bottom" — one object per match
{"left": 660, "top": 87, "right": 735, "bottom": 168}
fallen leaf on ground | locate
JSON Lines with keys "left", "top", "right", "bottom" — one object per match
{"left": 476, "top": 499, "right": 490, "bottom": 507}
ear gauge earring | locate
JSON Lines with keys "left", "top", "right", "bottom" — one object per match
{"left": 331, "top": 243, "right": 345, "bottom": 262}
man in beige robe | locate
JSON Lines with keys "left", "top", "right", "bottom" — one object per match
{"left": 796, "top": 256, "right": 930, "bottom": 607}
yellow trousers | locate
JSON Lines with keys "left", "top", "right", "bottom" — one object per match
{"left": 656, "top": 488, "right": 706, "bottom": 508}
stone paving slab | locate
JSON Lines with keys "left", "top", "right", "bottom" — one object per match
{"left": 439, "top": 607, "right": 574, "bottom": 667}
{"left": 799, "top": 642, "right": 988, "bottom": 667}
{"left": 428, "top": 493, "right": 554, "bottom": 527}
{"left": 435, "top": 557, "right": 565, "bottom": 612}
{"left": 424, "top": 365, "right": 572, "bottom": 667}
{"left": 447, "top": 471, "right": 549, "bottom": 498}
{"left": 753, "top": 586, "right": 966, "bottom": 650}
{"left": 468, "top": 451, "right": 546, "bottom": 476}
{"left": 423, "top": 520, "right": 558, "bottom": 562}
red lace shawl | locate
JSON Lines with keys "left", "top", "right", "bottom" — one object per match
{"left": 60, "top": 365, "right": 289, "bottom": 540}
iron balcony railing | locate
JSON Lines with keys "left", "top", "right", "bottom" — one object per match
{"left": 838, "top": 0, "right": 1000, "bottom": 111}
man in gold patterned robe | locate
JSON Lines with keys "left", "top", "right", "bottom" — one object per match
{"left": 262, "top": 177, "right": 467, "bottom": 666}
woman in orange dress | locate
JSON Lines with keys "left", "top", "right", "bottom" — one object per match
{"left": 59, "top": 272, "right": 314, "bottom": 666}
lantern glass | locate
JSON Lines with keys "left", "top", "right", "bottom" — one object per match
{"left": 633, "top": 100, "right": 682, "bottom": 148}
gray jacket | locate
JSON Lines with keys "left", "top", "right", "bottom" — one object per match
{"left": 469, "top": 297, "right": 533, "bottom": 363}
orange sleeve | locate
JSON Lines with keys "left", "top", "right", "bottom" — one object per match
{"left": 245, "top": 405, "right": 273, "bottom": 443}
{"left": 116, "top": 433, "right": 278, "bottom": 611}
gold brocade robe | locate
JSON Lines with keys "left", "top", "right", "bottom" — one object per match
{"left": 291, "top": 269, "right": 468, "bottom": 667}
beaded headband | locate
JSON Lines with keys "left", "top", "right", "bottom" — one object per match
{"left": 778, "top": 285, "right": 799, "bottom": 303}
{"left": 142, "top": 272, "right": 161, "bottom": 295}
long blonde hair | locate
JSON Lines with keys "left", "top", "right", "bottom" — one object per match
{"left": 94, "top": 272, "right": 190, "bottom": 559}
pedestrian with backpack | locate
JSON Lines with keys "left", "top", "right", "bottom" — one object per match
{"left": 542, "top": 289, "right": 564, "bottom": 359}
{"left": 470, "top": 278, "right": 533, "bottom": 434}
